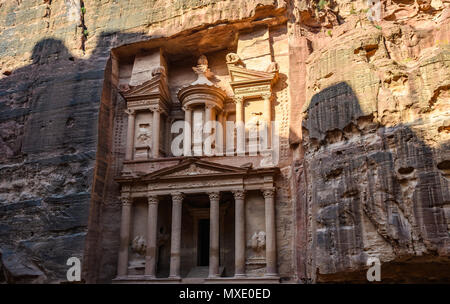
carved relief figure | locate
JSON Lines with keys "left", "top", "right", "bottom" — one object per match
{"left": 137, "top": 123, "right": 152, "bottom": 145}
{"left": 131, "top": 235, "right": 147, "bottom": 256}
{"left": 226, "top": 52, "right": 243, "bottom": 66}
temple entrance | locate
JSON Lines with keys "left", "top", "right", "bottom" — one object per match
{"left": 197, "top": 219, "right": 210, "bottom": 266}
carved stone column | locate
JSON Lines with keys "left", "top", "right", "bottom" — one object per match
{"left": 208, "top": 192, "right": 220, "bottom": 278}
{"left": 234, "top": 96, "right": 245, "bottom": 155}
{"left": 204, "top": 103, "right": 216, "bottom": 156}
{"left": 183, "top": 106, "right": 192, "bottom": 156}
{"left": 117, "top": 196, "right": 132, "bottom": 278}
{"left": 233, "top": 190, "right": 246, "bottom": 277}
{"left": 145, "top": 195, "right": 159, "bottom": 278}
{"left": 262, "top": 93, "right": 272, "bottom": 148}
{"left": 125, "top": 109, "right": 136, "bottom": 160}
{"left": 262, "top": 188, "right": 277, "bottom": 276}
{"left": 169, "top": 192, "right": 184, "bottom": 279}
{"left": 218, "top": 112, "right": 226, "bottom": 156}
{"left": 151, "top": 107, "right": 161, "bottom": 158}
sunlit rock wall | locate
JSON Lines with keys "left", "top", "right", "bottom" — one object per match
{"left": 293, "top": 0, "right": 450, "bottom": 282}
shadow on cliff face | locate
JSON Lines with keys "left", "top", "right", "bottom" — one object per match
{"left": 0, "top": 31, "right": 185, "bottom": 283}
{"left": 299, "top": 82, "right": 450, "bottom": 283}
{"left": 0, "top": 33, "right": 133, "bottom": 282}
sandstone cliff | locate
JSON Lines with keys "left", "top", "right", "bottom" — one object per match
{"left": 0, "top": 0, "right": 448, "bottom": 283}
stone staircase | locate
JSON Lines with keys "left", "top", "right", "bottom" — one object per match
{"left": 182, "top": 266, "right": 225, "bottom": 283}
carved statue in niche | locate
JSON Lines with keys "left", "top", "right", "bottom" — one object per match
{"left": 246, "top": 231, "right": 266, "bottom": 274}
{"left": 250, "top": 231, "right": 266, "bottom": 255}
{"left": 128, "top": 235, "right": 146, "bottom": 271}
{"left": 137, "top": 123, "right": 152, "bottom": 145}
{"left": 247, "top": 112, "right": 262, "bottom": 152}
{"left": 131, "top": 235, "right": 147, "bottom": 256}
{"left": 192, "top": 110, "right": 204, "bottom": 154}
{"left": 157, "top": 227, "right": 170, "bottom": 247}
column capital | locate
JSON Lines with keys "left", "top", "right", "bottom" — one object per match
{"left": 232, "top": 190, "right": 246, "bottom": 200}
{"left": 171, "top": 192, "right": 184, "bottom": 202}
{"left": 121, "top": 196, "right": 132, "bottom": 206}
{"left": 147, "top": 195, "right": 159, "bottom": 205}
{"left": 261, "top": 93, "right": 272, "bottom": 101}
{"left": 149, "top": 105, "right": 165, "bottom": 114}
{"left": 262, "top": 188, "right": 275, "bottom": 199}
{"left": 233, "top": 96, "right": 244, "bottom": 104}
{"left": 124, "top": 108, "right": 136, "bottom": 116}
{"left": 208, "top": 192, "right": 220, "bottom": 201}
{"left": 182, "top": 105, "right": 191, "bottom": 112}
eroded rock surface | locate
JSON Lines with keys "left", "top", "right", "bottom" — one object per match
{"left": 294, "top": 1, "right": 450, "bottom": 282}
{"left": 0, "top": 0, "right": 448, "bottom": 283}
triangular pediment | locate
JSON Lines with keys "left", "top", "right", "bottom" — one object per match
{"left": 141, "top": 158, "right": 248, "bottom": 181}
{"left": 121, "top": 74, "right": 171, "bottom": 103}
{"left": 228, "top": 65, "right": 276, "bottom": 83}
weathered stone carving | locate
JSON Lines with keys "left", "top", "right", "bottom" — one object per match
{"left": 250, "top": 231, "right": 266, "bottom": 254}
{"left": 192, "top": 55, "right": 214, "bottom": 85}
{"left": 226, "top": 52, "right": 244, "bottom": 67}
{"left": 151, "top": 66, "right": 166, "bottom": 77}
{"left": 131, "top": 235, "right": 147, "bottom": 256}
{"left": 265, "top": 62, "right": 279, "bottom": 73}
{"left": 136, "top": 124, "right": 151, "bottom": 144}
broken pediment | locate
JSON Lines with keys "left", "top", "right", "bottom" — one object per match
{"left": 227, "top": 64, "right": 277, "bottom": 83}
{"left": 140, "top": 158, "right": 248, "bottom": 181}
{"left": 226, "top": 53, "right": 279, "bottom": 98}
{"left": 120, "top": 69, "right": 171, "bottom": 110}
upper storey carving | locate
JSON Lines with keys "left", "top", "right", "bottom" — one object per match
{"left": 177, "top": 55, "right": 227, "bottom": 111}
{"left": 226, "top": 52, "right": 279, "bottom": 99}
{"left": 119, "top": 66, "right": 171, "bottom": 114}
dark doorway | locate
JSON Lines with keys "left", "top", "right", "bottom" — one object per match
{"left": 197, "top": 219, "right": 210, "bottom": 266}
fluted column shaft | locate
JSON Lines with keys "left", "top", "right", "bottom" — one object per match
{"left": 263, "top": 188, "right": 277, "bottom": 276}
{"left": 233, "top": 190, "right": 246, "bottom": 277}
{"left": 117, "top": 197, "right": 132, "bottom": 278}
{"left": 183, "top": 107, "right": 192, "bottom": 156}
{"left": 125, "top": 109, "right": 136, "bottom": 160}
{"left": 145, "top": 195, "right": 159, "bottom": 277}
{"left": 169, "top": 193, "right": 184, "bottom": 278}
{"left": 208, "top": 192, "right": 220, "bottom": 278}
{"left": 204, "top": 104, "right": 215, "bottom": 156}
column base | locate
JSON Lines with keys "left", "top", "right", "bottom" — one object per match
{"left": 169, "top": 275, "right": 181, "bottom": 280}
{"left": 205, "top": 276, "right": 280, "bottom": 284}
{"left": 234, "top": 274, "right": 246, "bottom": 278}
{"left": 208, "top": 274, "right": 219, "bottom": 279}
{"left": 113, "top": 275, "right": 182, "bottom": 284}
